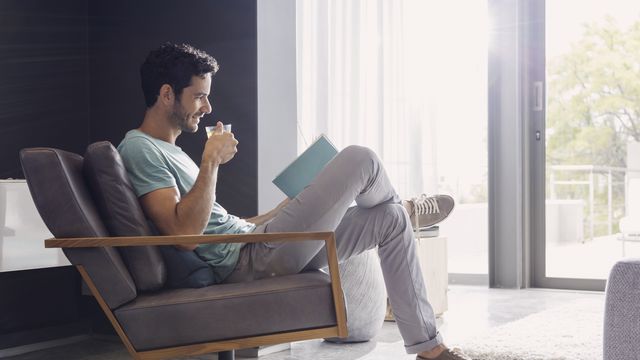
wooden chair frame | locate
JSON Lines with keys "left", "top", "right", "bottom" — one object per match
{"left": 46, "top": 231, "right": 348, "bottom": 360}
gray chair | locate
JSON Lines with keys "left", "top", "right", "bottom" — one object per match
{"left": 20, "top": 142, "right": 347, "bottom": 360}
{"left": 603, "top": 259, "right": 640, "bottom": 360}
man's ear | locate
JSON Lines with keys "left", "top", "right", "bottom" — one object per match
{"left": 159, "top": 84, "right": 175, "bottom": 106}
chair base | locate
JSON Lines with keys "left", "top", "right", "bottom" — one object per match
{"left": 218, "top": 350, "right": 234, "bottom": 360}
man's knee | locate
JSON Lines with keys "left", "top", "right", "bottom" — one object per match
{"left": 342, "top": 144, "right": 376, "bottom": 159}
{"left": 339, "top": 145, "right": 380, "bottom": 169}
{"left": 379, "top": 203, "right": 410, "bottom": 234}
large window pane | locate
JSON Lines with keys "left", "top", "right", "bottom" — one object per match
{"left": 545, "top": 1, "right": 640, "bottom": 279}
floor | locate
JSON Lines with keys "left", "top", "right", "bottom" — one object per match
{"left": 440, "top": 203, "right": 638, "bottom": 280}
{"left": 545, "top": 234, "right": 640, "bottom": 279}
{"left": 4, "top": 285, "right": 605, "bottom": 360}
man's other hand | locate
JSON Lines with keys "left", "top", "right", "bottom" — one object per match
{"left": 275, "top": 197, "right": 291, "bottom": 213}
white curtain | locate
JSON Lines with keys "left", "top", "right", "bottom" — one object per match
{"left": 296, "top": 0, "right": 488, "bottom": 200}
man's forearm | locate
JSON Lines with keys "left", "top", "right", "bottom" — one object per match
{"left": 174, "top": 161, "right": 219, "bottom": 235}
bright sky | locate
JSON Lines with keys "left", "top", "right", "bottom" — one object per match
{"left": 546, "top": 0, "right": 640, "bottom": 60}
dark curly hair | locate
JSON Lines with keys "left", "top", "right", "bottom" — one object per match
{"left": 140, "top": 43, "right": 219, "bottom": 108}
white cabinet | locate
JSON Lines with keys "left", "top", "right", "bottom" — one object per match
{"left": 416, "top": 236, "right": 448, "bottom": 317}
{"left": 0, "top": 180, "right": 69, "bottom": 272}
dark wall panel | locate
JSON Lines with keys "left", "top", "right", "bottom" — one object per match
{"left": 88, "top": 0, "right": 258, "bottom": 217}
{"left": 0, "top": 0, "right": 259, "bottom": 351}
{"left": 0, "top": 0, "right": 89, "bottom": 179}
{"left": 0, "top": 267, "right": 86, "bottom": 348}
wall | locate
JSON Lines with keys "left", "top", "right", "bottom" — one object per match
{"left": 0, "top": 3, "right": 260, "bottom": 230}
{"left": 0, "top": 0, "right": 259, "bottom": 214}
{"left": 0, "top": 0, "right": 89, "bottom": 179}
{"left": 257, "top": 0, "right": 298, "bottom": 213}
{"left": 0, "top": 0, "right": 260, "bottom": 352}
{"left": 488, "top": 0, "right": 525, "bottom": 288}
{"left": 0, "top": 0, "right": 90, "bottom": 350}
{"left": 88, "top": 0, "right": 258, "bottom": 217}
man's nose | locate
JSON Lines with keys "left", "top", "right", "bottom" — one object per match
{"left": 202, "top": 97, "right": 212, "bottom": 114}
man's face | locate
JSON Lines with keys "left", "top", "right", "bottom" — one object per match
{"left": 169, "top": 74, "right": 213, "bottom": 133}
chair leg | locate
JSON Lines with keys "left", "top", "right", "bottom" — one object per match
{"left": 218, "top": 350, "right": 235, "bottom": 360}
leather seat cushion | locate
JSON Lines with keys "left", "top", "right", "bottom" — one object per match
{"left": 115, "top": 271, "right": 337, "bottom": 351}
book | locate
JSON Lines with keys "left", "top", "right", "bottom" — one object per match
{"left": 273, "top": 135, "right": 339, "bottom": 199}
{"left": 416, "top": 226, "right": 439, "bottom": 238}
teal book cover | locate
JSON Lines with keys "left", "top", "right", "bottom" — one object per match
{"left": 273, "top": 135, "right": 338, "bottom": 199}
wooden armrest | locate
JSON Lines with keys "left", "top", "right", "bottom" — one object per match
{"left": 50, "top": 230, "right": 348, "bottom": 338}
{"left": 44, "top": 232, "right": 333, "bottom": 248}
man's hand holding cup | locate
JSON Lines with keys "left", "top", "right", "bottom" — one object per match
{"left": 203, "top": 121, "right": 237, "bottom": 165}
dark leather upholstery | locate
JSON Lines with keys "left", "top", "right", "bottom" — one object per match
{"left": 20, "top": 148, "right": 137, "bottom": 308}
{"left": 115, "top": 272, "right": 336, "bottom": 351}
{"left": 83, "top": 141, "right": 166, "bottom": 291}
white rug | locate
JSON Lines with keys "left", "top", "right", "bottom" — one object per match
{"left": 458, "top": 298, "right": 604, "bottom": 360}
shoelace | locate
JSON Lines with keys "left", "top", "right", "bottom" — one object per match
{"left": 412, "top": 194, "right": 440, "bottom": 215}
{"left": 411, "top": 194, "right": 440, "bottom": 235}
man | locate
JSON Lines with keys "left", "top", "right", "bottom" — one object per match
{"left": 118, "top": 43, "right": 471, "bottom": 360}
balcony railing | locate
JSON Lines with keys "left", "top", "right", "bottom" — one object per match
{"left": 549, "top": 165, "right": 640, "bottom": 241}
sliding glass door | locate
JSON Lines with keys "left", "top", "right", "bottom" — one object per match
{"left": 532, "top": 0, "right": 640, "bottom": 290}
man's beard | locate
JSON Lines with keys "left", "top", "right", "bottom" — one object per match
{"left": 170, "top": 102, "right": 199, "bottom": 133}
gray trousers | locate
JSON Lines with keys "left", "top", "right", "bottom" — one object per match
{"left": 225, "top": 145, "right": 442, "bottom": 354}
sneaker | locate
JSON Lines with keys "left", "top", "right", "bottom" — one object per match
{"left": 406, "top": 194, "right": 455, "bottom": 230}
{"left": 417, "top": 347, "right": 473, "bottom": 360}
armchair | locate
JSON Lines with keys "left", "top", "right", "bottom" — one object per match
{"left": 20, "top": 142, "right": 347, "bottom": 360}
{"left": 604, "top": 259, "right": 640, "bottom": 360}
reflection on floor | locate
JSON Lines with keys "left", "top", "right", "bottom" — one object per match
{"left": 546, "top": 234, "right": 640, "bottom": 279}
{"left": 450, "top": 234, "right": 638, "bottom": 281}
{"left": 5, "top": 285, "right": 605, "bottom": 360}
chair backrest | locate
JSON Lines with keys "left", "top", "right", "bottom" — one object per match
{"left": 20, "top": 147, "right": 137, "bottom": 309}
{"left": 83, "top": 142, "right": 166, "bottom": 291}
{"left": 22, "top": 142, "right": 213, "bottom": 296}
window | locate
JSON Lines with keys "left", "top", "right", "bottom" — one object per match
{"left": 297, "top": 0, "right": 489, "bottom": 276}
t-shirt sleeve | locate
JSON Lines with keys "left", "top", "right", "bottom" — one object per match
{"left": 118, "top": 138, "right": 177, "bottom": 197}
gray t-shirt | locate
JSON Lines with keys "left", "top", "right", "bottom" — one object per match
{"left": 117, "top": 129, "right": 255, "bottom": 283}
